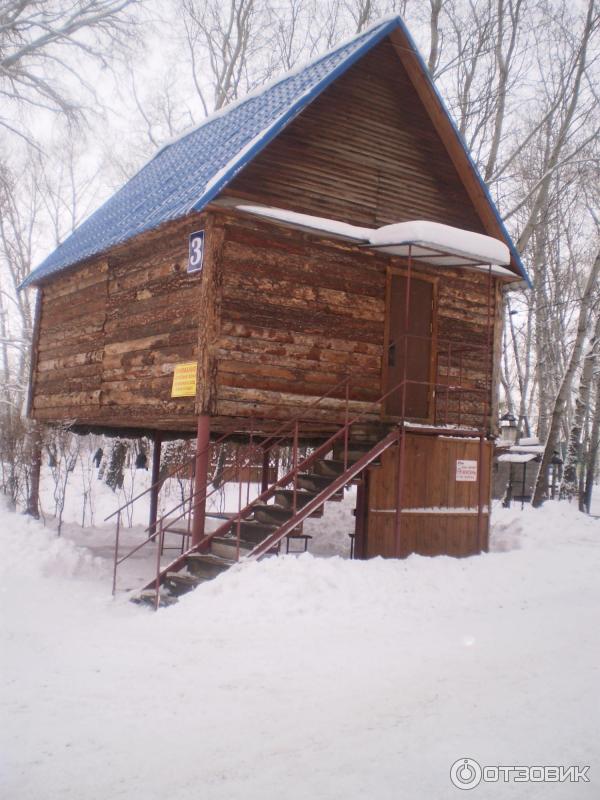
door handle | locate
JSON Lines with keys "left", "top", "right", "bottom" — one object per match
{"left": 388, "top": 341, "right": 396, "bottom": 367}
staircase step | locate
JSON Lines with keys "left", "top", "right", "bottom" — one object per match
{"left": 210, "top": 536, "right": 255, "bottom": 560}
{"left": 313, "top": 458, "right": 348, "bottom": 477}
{"left": 314, "top": 455, "right": 379, "bottom": 479}
{"left": 163, "top": 525, "right": 191, "bottom": 537}
{"left": 235, "top": 519, "right": 280, "bottom": 543}
{"left": 185, "top": 553, "right": 233, "bottom": 579}
{"left": 251, "top": 503, "right": 296, "bottom": 525}
{"left": 164, "top": 571, "right": 204, "bottom": 596}
{"left": 332, "top": 441, "right": 378, "bottom": 461}
{"left": 273, "top": 489, "right": 324, "bottom": 518}
{"left": 131, "top": 589, "right": 179, "bottom": 608}
{"left": 297, "top": 473, "right": 344, "bottom": 499}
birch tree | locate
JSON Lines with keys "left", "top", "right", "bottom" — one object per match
{"left": 561, "top": 306, "right": 600, "bottom": 502}
{"left": 532, "top": 250, "right": 600, "bottom": 506}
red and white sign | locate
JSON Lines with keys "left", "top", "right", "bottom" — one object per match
{"left": 456, "top": 459, "right": 478, "bottom": 482}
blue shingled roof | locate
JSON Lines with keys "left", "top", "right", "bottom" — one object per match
{"left": 22, "top": 15, "right": 530, "bottom": 288}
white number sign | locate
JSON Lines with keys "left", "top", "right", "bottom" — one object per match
{"left": 188, "top": 230, "right": 205, "bottom": 274}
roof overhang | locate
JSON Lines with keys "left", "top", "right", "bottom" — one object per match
{"left": 235, "top": 204, "right": 518, "bottom": 279}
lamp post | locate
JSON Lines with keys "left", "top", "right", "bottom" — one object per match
{"left": 550, "top": 451, "right": 563, "bottom": 499}
{"left": 499, "top": 412, "right": 518, "bottom": 508}
{"left": 499, "top": 411, "right": 519, "bottom": 445}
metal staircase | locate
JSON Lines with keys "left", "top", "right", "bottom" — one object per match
{"left": 133, "top": 428, "right": 398, "bottom": 608}
{"left": 108, "top": 332, "right": 492, "bottom": 609}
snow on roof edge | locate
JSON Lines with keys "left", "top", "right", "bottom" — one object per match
{"left": 369, "top": 220, "right": 510, "bottom": 266}
{"left": 236, "top": 205, "right": 517, "bottom": 275}
{"left": 235, "top": 204, "right": 373, "bottom": 240}
{"left": 20, "top": 14, "right": 531, "bottom": 290}
{"left": 19, "top": 18, "right": 400, "bottom": 291}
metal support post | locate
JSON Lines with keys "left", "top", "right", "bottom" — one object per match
{"left": 192, "top": 414, "right": 211, "bottom": 547}
{"left": 261, "top": 445, "right": 270, "bottom": 494}
{"left": 394, "top": 427, "right": 407, "bottom": 557}
{"left": 148, "top": 431, "right": 162, "bottom": 537}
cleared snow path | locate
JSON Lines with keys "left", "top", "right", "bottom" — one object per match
{"left": 1, "top": 499, "right": 599, "bottom": 799}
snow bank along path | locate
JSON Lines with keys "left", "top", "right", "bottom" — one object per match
{"left": 1, "top": 500, "right": 599, "bottom": 799}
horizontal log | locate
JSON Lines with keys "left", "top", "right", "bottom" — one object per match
{"left": 213, "top": 337, "right": 381, "bottom": 370}
{"left": 222, "top": 273, "right": 384, "bottom": 321}
{"left": 33, "top": 390, "right": 101, "bottom": 410}
{"left": 221, "top": 299, "right": 383, "bottom": 343}
{"left": 42, "top": 261, "right": 108, "bottom": 300}
{"left": 219, "top": 321, "right": 382, "bottom": 356}
{"left": 37, "top": 349, "right": 104, "bottom": 372}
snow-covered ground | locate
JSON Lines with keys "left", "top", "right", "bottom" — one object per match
{"left": 1, "top": 480, "right": 599, "bottom": 799}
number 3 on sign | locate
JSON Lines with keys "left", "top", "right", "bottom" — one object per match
{"left": 188, "top": 230, "right": 205, "bottom": 274}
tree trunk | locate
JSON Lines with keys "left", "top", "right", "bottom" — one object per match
{"left": 532, "top": 251, "right": 600, "bottom": 507}
{"left": 560, "top": 308, "right": 600, "bottom": 499}
{"left": 25, "top": 421, "right": 43, "bottom": 518}
{"left": 583, "top": 373, "right": 600, "bottom": 514}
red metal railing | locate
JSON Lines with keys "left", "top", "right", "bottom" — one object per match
{"left": 110, "top": 329, "right": 492, "bottom": 600}
{"left": 110, "top": 371, "right": 361, "bottom": 594}
{"left": 141, "top": 348, "right": 493, "bottom": 607}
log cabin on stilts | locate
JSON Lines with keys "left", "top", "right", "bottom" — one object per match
{"left": 22, "top": 16, "right": 531, "bottom": 606}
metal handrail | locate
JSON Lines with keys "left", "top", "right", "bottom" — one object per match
{"left": 144, "top": 367, "right": 492, "bottom": 599}
{"left": 111, "top": 440, "right": 264, "bottom": 593}
{"left": 113, "top": 331, "right": 492, "bottom": 597}
{"left": 104, "top": 424, "right": 241, "bottom": 522}
{"left": 107, "top": 370, "right": 355, "bottom": 526}
{"left": 110, "top": 372, "right": 358, "bottom": 594}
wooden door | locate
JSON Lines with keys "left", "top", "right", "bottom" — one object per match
{"left": 384, "top": 272, "right": 436, "bottom": 419}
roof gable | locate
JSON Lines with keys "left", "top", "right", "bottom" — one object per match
{"left": 22, "top": 16, "right": 529, "bottom": 288}
{"left": 225, "top": 39, "right": 490, "bottom": 234}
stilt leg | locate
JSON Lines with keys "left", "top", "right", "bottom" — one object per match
{"left": 354, "top": 473, "right": 368, "bottom": 560}
{"left": 261, "top": 445, "right": 270, "bottom": 494}
{"left": 192, "top": 415, "right": 211, "bottom": 547}
{"left": 148, "top": 431, "right": 162, "bottom": 536}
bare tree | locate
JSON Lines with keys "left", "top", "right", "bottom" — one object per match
{"left": 532, "top": 249, "right": 600, "bottom": 506}
{"left": 582, "top": 368, "right": 600, "bottom": 512}
{"left": 561, "top": 305, "right": 600, "bottom": 502}
{"left": 182, "top": 0, "right": 270, "bottom": 112}
{"left": 0, "top": 0, "right": 141, "bottom": 143}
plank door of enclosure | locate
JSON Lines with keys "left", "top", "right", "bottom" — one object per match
{"left": 364, "top": 433, "right": 491, "bottom": 558}
{"left": 384, "top": 273, "right": 435, "bottom": 419}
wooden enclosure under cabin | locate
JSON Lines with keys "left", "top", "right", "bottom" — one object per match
{"left": 23, "top": 17, "right": 530, "bottom": 575}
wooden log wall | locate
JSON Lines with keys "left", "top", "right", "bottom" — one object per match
{"left": 213, "top": 211, "right": 387, "bottom": 427}
{"left": 29, "top": 30, "right": 516, "bottom": 437}
{"left": 33, "top": 260, "right": 109, "bottom": 421}
{"left": 31, "top": 214, "right": 209, "bottom": 432}
{"left": 31, "top": 223, "right": 501, "bottom": 439}
{"left": 211, "top": 210, "right": 500, "bottom": 432}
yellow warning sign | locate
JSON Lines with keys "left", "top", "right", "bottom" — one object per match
{"left": 171, "top": 361, "right": 197, "bottom": 398}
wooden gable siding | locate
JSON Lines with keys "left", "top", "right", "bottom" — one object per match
{"left": 212, "top": 210, "right": 498, "bottom": 429}
{"left": 223, "top": 38, "right": 485, "bottom": 234}
{"left": 32, "top": 214, "right": 208, "bottom": 431}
